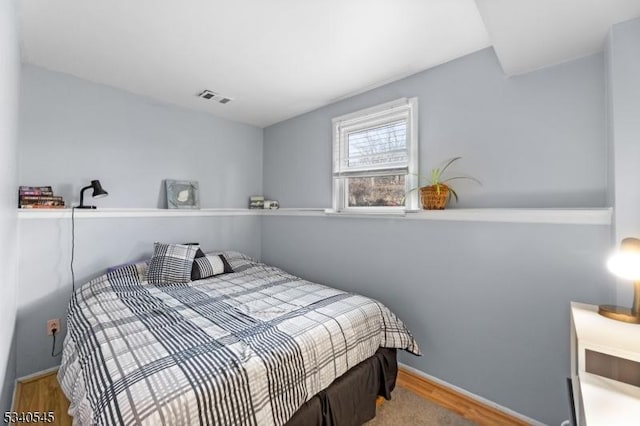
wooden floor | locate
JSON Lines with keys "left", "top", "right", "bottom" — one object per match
{"left": 396, "top": 368, "right": 528, "bottom": 426}
{"left": 12, "top": 371, "right": 71, "bottom": 426}
{"left": 13, "top": 369, "right": 526, "bottom": 426}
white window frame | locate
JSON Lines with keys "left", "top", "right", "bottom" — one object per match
{"left": 331, "top": 97, "right": 419, "bottom": 213}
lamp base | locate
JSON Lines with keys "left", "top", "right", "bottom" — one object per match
{"left": 598, "top": 304, "right": 640, "bottom": 324}
{"left": 76, "top": 205, "right": 97, "bottom": 209}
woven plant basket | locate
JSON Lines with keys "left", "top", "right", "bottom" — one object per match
{"left": 420, "top": 185, "right": 449, "bottom": 210}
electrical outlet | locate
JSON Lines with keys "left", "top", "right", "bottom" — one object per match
{"left": 47, "top": 319, "right": 60, "bottom": 336}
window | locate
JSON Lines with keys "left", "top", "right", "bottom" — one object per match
{"left": 332, "top": 98, "right": 418, "bottom": 212}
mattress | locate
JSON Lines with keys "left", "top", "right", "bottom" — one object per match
{"left": 58, "top": 251, "right": 420, "bottom": 425}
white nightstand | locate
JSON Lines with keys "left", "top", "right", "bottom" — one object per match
{"left": 570, "top": 302, "right": 640, "bottom": 425}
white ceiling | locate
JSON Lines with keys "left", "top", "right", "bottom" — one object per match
{"left": 475, "top": 0, "right": 640, "bottom": 75}
{"left": 18, "top": 0, "right": 640, "bottom": 127}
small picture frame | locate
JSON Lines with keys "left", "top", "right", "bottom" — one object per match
{"left": 249, "top": 196, "right": 264, "bottom": 209}
{"left": 166, "top": 180, "right": 200, "bottom": 209}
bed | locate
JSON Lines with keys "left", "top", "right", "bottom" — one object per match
{"left": 58, "top": 251, "right": 420, "bottom": 425}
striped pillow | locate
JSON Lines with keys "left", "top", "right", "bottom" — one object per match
{"left": 191, "top": 254, "right": 234, "bottom": 280}
{"left": 148, "top": 242, "right": 199, "bottom": 285}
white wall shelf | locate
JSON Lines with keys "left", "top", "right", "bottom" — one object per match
{"left": 270, "top": 207, "right": 611, "bottom": 224}
{"left": 17, "top": 208, "right": 261, "bottom": 219}
{"left": 408, "top": 208, "right": 612, "bottom": 225}
{"left": 18, "top": 207, "right": 612, "bottom": 225}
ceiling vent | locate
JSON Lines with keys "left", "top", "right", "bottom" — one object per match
{"left": 197, "top": 90, "right": 233, "bottom": 104}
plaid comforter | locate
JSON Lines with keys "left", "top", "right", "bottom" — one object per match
{"left": 58, "top": 252, "right": 420, "bottom": 425}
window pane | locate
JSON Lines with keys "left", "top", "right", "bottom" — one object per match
{"left": 347, "top": 121, "right": 407, "bottom": 168}
{"left": 347, "top": 175, "right": 405, "bottom": 207}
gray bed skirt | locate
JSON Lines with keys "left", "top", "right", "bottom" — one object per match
{"left": 285, "top": 348, "right": 398, "bottom": 426}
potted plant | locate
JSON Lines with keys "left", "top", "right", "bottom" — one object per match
{"left": 414, "top": 157, "right": 480, "bottom": 210}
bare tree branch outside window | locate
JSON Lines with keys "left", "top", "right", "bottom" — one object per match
{"left": 346, "top": 121, "right": 407, "bottom": 206}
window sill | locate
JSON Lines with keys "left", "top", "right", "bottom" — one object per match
{"left": 17, "top": 207, "right": 612, "bottom": 225}
{"left": 324, "top": 209, "right": 407, "bottom": 218}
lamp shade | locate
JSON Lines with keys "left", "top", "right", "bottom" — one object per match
{"left": 600, "top": 237, "right": 640, "bottom": 322}
{"left": 90, "top": 180, "right": 108, "bottom": 198}
{"left": 607, "top": 237, "right": 640, "bottom": 281}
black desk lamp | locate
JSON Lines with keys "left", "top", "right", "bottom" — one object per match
{"left": 77, "top": 180, "right": 108, "bottom": 209}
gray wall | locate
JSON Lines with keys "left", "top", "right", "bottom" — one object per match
{"left": 605, "top": 34, "right": 616, "bottom": 214}
{"left": 262, "top": 48, "right": 612, "bottom": 425}
{"left": 261, "top": 217, "right": 612, "bottom": 425}
{"left": 19, "top": 65, "right": 263, "bottom": 208}
{"left": 15, "top": 66, "right": 265, "bottom": 377}
{"left": 16, "top": 215, "right": 261, "bottom": 377}
{"left": 264, "top": 48, "right": 606, "bottom": 209}
{"left": 0, "top": 0, "right": 20, "bottom": 414}
{"left": 606, "top": 18, "right": 640, "bottom": 305}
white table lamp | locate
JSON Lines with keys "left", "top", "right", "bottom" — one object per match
{"left": 601, "top": 237, "right": 640, "bottom": 323}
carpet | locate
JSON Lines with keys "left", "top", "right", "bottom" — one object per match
{"left": 366, "top": 387, "right": 476, "bottom": 425}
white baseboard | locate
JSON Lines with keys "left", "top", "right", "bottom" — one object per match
{"left": 15, "top": 366, "right": 59, "bottom": 383}
{"left": 398, "top": 362, "right": 547, "bottom": 426}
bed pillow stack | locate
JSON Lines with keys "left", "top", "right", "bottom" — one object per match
{"left": 147, "top": 242, "right": 235, "bottom": 284}
{"left": 191, "top": 254, "right": 234, "bottom": 280}
{"left": 148, "top": 242, "right": 199, "bottom": 285}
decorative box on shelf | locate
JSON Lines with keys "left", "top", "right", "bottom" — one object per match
{"left": 570, "top": 302, "right": 640, "bottom": 425}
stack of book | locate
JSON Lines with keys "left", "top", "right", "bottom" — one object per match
{"left": 18, "top": 186, "right": 65, "bottom": 208}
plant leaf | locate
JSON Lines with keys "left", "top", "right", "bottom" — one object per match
{"left": 438, "top": 157, "right": 462, "bottom": 177}
{"left": 449, "top": 187, "right": 459, "bottom": 203}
